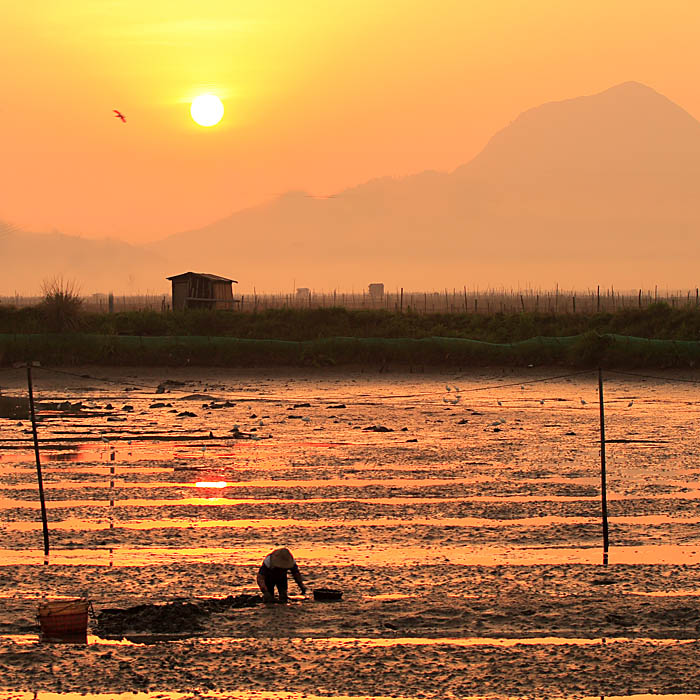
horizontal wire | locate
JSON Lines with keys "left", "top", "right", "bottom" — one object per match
{"left": 28, "top": 365, "right": 597, "bottom": 401}
{"left": 605, "top": 369, "right": 700, "bottom": 386}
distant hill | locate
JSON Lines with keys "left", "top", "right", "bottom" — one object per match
{"left": 152, "top": 81, "right": 700, "bottom": 290}
{"left": 0, "top": 224, "right": 167, "bottom": 295}
{"left": 3, "top": 82, "right": 700, "bottom": 294}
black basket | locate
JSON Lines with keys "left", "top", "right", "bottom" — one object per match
{"left": 313, "top": 588, "right": 343, "bottom": 601}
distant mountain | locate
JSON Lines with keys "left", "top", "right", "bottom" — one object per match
{"left": 152, "top": 81, "right": 700, "bottom": 290}
{"left": 4, "top": 81, "right": 700, "bottom": 294}
{"left": 0, "top": 224, "right": 167, "bottom": 295}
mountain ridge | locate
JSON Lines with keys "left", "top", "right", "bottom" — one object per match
{"left": 3, "top": 81, "right": 700, "bottom": 294}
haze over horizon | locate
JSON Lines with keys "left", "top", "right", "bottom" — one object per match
{"left": 3, "top": 2, "right": 700, "bottom": 294}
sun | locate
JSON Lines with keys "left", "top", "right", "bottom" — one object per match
{"left": 190, "top": 94, "right": 224, "bottom": 127}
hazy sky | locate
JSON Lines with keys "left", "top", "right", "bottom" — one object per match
{"left": 3, "top": 0, "right": 699, "bottom": 242}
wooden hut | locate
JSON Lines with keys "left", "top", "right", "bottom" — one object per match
{"left": 167, "top": 272, "right": 238, "bottom": 311}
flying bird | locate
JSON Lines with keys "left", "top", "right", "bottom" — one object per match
{"left": 113, "top": 110, "right": 126, "bottom": 123}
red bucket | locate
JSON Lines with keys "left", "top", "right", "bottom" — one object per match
{"left": 38, "top": 599, "right": 89, "bottom": 643}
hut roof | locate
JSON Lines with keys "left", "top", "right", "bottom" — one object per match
{"left": 167, "top": 272, "right": 238, "bottom": 283}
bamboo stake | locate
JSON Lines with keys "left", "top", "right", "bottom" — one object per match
{"left": 598, "top": 368, "right": 609, "bottom": 566}
{"left": 27, "top": 364, "right": 49, "bottom": 557}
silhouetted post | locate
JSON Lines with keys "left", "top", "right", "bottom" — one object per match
{"left": 108, "top": 292, "right": 114, "bottom": 314}
{"left": 400, "top": 287, "right": 404, "bottom": 313}
{"left": 520, "top": 294, "right": 525, "bottom": 313}
{"left": 598, "top": 368, "right": 609, "bottom": 566}
{"left": 109, "top": 445, "right": 116, "bottom": 568}
{"left": 638, "top": 289, "right": 642, "bottom": 309}
{"left": 27, "top": 365, "right": 49, "bottom": 557}
{"left": 572, "top": 294, "right": 576, "bottom": 313}
{"left": 110, "top": 452, "right": 115, "bottom": 518}
{"left": 464, "top": 286, "right": 468, "bottom": 313}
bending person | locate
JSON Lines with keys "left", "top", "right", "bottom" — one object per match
{"left": 257, "top": 547, "right": 306, "bottom": 603}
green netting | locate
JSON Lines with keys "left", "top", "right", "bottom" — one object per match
{"left": 1, "top": 332, "right": 699, "bottom": 368}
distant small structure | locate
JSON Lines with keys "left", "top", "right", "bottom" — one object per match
{"left": 368, "top": 283, "right": 384, "bottom": 300}
{"left": 167, "top": 272, "right": 238, "bottom": 311}
{"left": 296, "top": 287, "right": 311, "bottom": 299}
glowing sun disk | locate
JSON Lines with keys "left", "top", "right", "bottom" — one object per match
{"left": 190, "top": 94, "right": 224, "bottom": 127}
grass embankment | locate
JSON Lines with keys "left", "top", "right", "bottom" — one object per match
{"left": 2, "top": 303, "right": 700, "bottom": 368}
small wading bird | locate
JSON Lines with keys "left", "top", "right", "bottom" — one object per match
{"left": 113, "top": 110, "right": 126, "bottom": 123}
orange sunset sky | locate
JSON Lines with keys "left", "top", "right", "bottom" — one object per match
{"left": 2, "top": 1, "right": 700, "bottom": 243}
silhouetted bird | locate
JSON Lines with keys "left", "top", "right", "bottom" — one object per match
{"left": 113, "top": 110, "right": 126, "bottom": 123}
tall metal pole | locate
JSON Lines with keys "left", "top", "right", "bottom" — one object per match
{"left": 27, "top": 364, "right": 50, "bottom": 557}
{"left": 598, "top": 367, "right": 609, "bottom": 566}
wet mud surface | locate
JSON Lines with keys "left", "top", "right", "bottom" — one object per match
{"left": 1, "top": 366, "right": 700, "bottom": 698}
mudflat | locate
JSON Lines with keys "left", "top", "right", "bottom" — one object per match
{"left": 1, "top": 366, "right": 699, "bottom": 699}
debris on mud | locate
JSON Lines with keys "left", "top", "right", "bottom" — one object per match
{"left": 96, "top": 601, "right": 206, "bottom": 636}
{"left": 95, "top": 595, "right": 263, "bottom": 637}
{"left": 230, "top": 427, "right": 268, "bottom": 439}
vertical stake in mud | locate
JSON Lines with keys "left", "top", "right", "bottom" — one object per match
{"left": 27, "top": 363, "right": 50, "bottom": 558}
{"left": 598, "top": 367, "right": 609, "bottom": 566}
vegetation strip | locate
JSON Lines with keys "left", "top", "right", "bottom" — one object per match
{"left": 2, "top": 330, "right": 700, "bottom": 367}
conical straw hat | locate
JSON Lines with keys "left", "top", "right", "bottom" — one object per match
{"left": 269, "top": 547, "right": 295, "bottom": 568}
